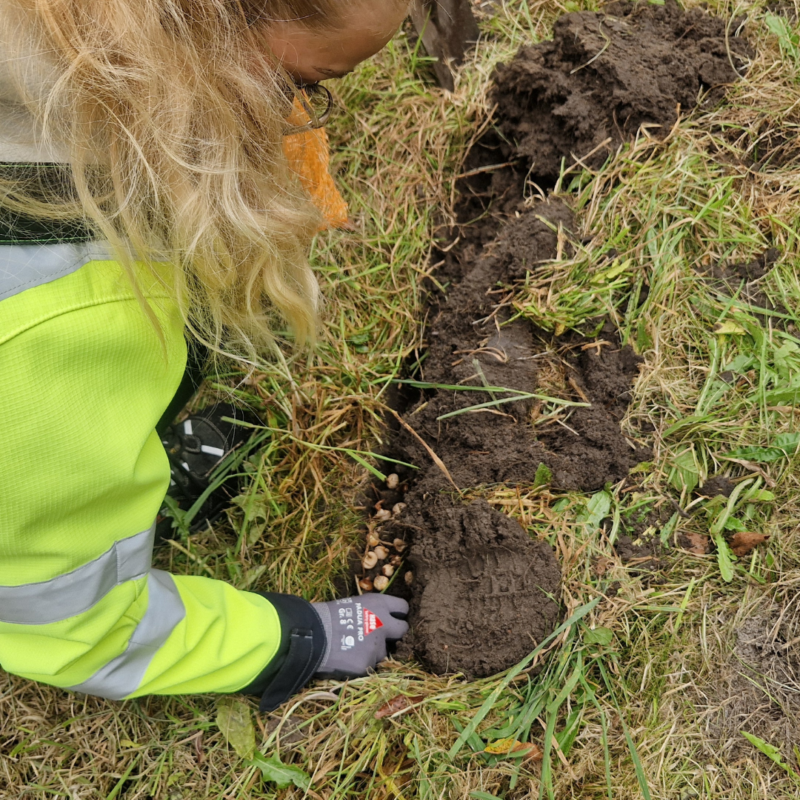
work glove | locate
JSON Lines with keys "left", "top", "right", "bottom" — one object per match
{"left": 312, "top": 594, "right": 409, "bottom": 680}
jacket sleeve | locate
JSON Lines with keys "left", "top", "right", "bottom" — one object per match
{"left": 0, "top": 255, "right": 322, "bottom": 705}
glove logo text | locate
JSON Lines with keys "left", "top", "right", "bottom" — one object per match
{"left": 363, "top": 609, "right": 383, "bottom": 637}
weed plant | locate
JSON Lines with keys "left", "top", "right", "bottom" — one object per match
{"left": 2, "top": 0, "right": 800, "bottom": 798}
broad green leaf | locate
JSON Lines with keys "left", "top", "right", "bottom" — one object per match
{"left": 765, "top": 13, "right": 800, "bottom": 61}
{"left": 709, "top": 479, "right": 753, "bottom": 536}
{"left": 773, "top": 341, "right": 800, "bottom": 378}
{"left": 776, "top": 432, "right": 800, "bottom": 451}
{"left": 741, "top": 731, "right": 784, "bottom": 763}
{"left": 725, "top": 433, "right": 800, "bottom": 463}
{"left": 746, "top": 489, "right": 776, "bottom": 503}
{"left": 713, "top": 533, "right": 736, "bottom": 583}
{"left": 584, "top": 626, "right": 614, "bottom": 646}
{"left": 765, "top": 382, "right": 800, "bottom": 405}
{"left": 636, "top": 319, "right": 653, "bottom": 351}
{"left": 660, "top": 512, "right": 679, "bottom": 545}
{"left": 723, "top": 516, "right": 747, "bottom": 532}
{"left": 216, "top": 698, "right": 255, "bottom": 760}
{"left": 723, "top": 354, "right": 754, "bottom": 373}
{"left": 533, "top": 462, "right": 552, "bottom": 488}
{"left": 669, "top": 449, "right": 700, "bottom": 494}
{"left": 578, "top": 491, "right": 612, "bottom": 531}
{"left": 249, "top": 752, "right": 312, "bottom": 790}
{"left": 591, "top": 258, "right": 632, "bottom": 283}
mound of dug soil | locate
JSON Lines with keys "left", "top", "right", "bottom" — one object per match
{"left": 393, "top": 197, "right": 648, "bottom": 496}
{"left": 492, "top": 0, "right": 752, "bottom": 182}
{"left": 394, "top": 498, "right": 560, "bottom": 679}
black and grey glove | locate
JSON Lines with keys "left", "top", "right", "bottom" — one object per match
{"left": 312, "top": 594, "right": 409, "bottom": 679}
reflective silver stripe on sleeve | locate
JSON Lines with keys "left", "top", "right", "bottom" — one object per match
{"left": 0, "top": 241, "right": 112, "bottom": 301}
{"left": 0, "top": 525, "right": 155, "bottom": 625}
{"left": 67, "top": 569, "right": 186, "bottom": 701}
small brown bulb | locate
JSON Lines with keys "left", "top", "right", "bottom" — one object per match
{"left": 404, "top": 571, "right": 414, "bottom": 585}
{"left": 393, "top": 538, "right": 407, "bottom": 553}
{"left": 362, "top": 551, "right": 378, "bottom": 570}
{"left": 392, "top": 503, "right": 407, "bottom": 517}
{"left": 374, "top": 508, "right": 392, "bottom": 522}
{"left": 373, "top": 575, "right": 389, "bottom": 591}
{"left": 366, "top": 531, "right": 380, "bottom": 547}
{"left": 386, "top": 473, "right": 399, "bottom": 490}
{"left": 382, "top": 564, "right": 395, "bottom": 577}
{"left": 359, "top": 578, "right": 374, "bottom": 591}
{"left": 373, "top": 545, "right": 389, "bottom": 560}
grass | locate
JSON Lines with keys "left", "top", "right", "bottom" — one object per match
{"left": 3, "top": 0, "right": 800, "bottom": 797}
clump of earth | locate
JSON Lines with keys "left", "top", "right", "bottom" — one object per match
{"left": 489, "top": 0, "right": 751, "bottom": 183}
{"left": 356, "top": 0, "right": 749, "bottom": 679}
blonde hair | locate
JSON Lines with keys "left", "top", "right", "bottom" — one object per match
{"left": 0, "top": 0, "right": 337, "bottom": 362}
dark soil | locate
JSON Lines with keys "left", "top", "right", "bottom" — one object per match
{"left": 395, "top": 199, "right": 649, "bottom": 497}
{"left": 489, "top": 0, "right": 752, "bottom": 184}
{"left": 696, "top": 475, "right": 736, "bottom": 498}
{"left": 393, "top": 498, "right": 561, "bottom": 678}
{"left": 377, "top": 193, "right": 648, "bottom": 676}
{"left": 357, "top": 0, "right": 749, "bottom": 679}
{"left": 610, "top": 503, "right": 673, "bottom": 575}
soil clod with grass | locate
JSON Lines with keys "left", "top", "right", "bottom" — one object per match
{"left": 393, "top": 497, "right": 561, "bottom": 679}
{"left": 490, "top": 0, "right": 752, "bottom": 183}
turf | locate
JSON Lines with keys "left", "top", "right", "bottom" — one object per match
{"left": 3, "top": 0, "right": 800, "bottom": 797}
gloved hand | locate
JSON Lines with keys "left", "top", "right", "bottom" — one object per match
{"left": 311, "top": 594, "right": 409, "bottom": 680}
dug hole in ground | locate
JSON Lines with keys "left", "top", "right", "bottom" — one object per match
{"left": 359, "top": 0, "right": 749, "bottom": 678}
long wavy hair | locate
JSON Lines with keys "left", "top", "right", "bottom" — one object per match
{"left": 0, "top": 0, "right": 367, "bottom": 361}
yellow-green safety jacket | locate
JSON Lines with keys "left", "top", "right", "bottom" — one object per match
{"left": 0, "top": 163, "right": 325, "bottom": 712}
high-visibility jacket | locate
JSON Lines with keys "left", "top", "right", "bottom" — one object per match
{"left": 0, "top": 162, "right": 325, "bottom": 711}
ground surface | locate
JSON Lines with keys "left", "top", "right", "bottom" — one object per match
{"left": 3, "top": 0, "right": 800, "bottom": 798}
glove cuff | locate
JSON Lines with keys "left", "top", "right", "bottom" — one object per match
{"left": 239, "top": 592, "right": 327, "bottom": 713}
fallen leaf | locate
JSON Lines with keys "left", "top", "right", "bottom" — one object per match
{"left": 730, "top": 531, "right": 770, "bottom": 557}
{"left": 584, "top": 626, "right": 614, "bottom": 647}
{"left": 216, "top": 698, "right": 255, "bottom": 760}
{"left": 684, "top": 533, "right": 710, "bottom": 555}
{"left": 484, "top": 739, "right": 543, "bottom": 760}
{"left": 593, "top": 556, "right": 612, "bottom": 576}
{"left": 374, "top": 695, "right": 424, "bottom": 719}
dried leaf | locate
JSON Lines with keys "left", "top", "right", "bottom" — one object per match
{"left": 684, "top": 532, "right": 710, "bottom": 555}
{"left": 484, "top": 739, "right": 543, "bottom": 760}
{"left": 374, "top": 695, "right": 424, "bottom": 719}
{"left": 593, "top": 556, "right": 612, "bottom": 576}
{"left": 730, "top": 531, "right": 770, "bottom": 557}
